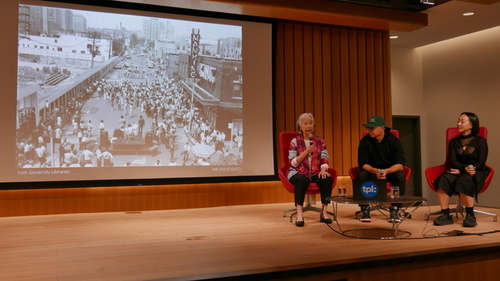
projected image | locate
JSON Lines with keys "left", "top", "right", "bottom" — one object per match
{"left": 16, "top": 4, "right": 243, "bottom": 169}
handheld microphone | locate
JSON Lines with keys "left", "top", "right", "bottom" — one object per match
{"left": 467, "top": 164, "right": 474, "bottom": 176}
{"left": 308, "top": 134, "right": 313, "bottom": 156}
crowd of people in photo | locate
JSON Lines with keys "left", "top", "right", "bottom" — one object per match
{"left": 17, "top": 113, "right": 116, "bottom": 168}
{"left": 16, "top": 73, "right": 243, "bottom": 168}
{"left": 97, "top": 76, "right": 241, "bottom": 166}
{"left": 17, "top": 91, "right": 88, "bottom": 168}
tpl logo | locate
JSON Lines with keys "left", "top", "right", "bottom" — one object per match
{"left": 360, "top": 182, "right": 379, "bottom": 198}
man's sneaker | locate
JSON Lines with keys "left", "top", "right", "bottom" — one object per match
{"left": 389, "top": 207, "right": 401, "bottom": 223}
{"left": 360, "top": 207, "right": 371, "bottom": 222}
{"left": 463, "top": 214, "right": 477, "bottom": 227}
{"left": 433, "top": 214, "right": 453, "bottom": 226}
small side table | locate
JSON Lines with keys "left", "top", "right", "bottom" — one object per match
{"left": 328, "top": 196, "right": 427, "bottom": 239}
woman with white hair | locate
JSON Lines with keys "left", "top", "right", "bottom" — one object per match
{"left": 287, "top": 113, "right": 333, "bottom": 227}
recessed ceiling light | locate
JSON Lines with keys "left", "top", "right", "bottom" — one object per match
{"left": 463, "top": 12, "right": 475, "bottom": 16}
{"left": 390, "top": 35, "right": 399, "bottom": 39}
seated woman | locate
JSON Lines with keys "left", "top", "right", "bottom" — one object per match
{"left": 287, "top": 113, "right": 334, "bottom": 227}
{"left": 433, "top": 112, "right": 490, "bottom": 227}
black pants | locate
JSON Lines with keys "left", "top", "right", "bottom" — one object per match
{"left": 289, "top": 174, "right": 333, "bottom": 206}
{"left": 357, "top": 169, "right": 406, "bottom": 195}
{"left": 357, "top": 169, "right": 406, "bottom": 209}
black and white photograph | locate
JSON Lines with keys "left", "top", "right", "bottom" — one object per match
{"left": 16, "top": 4, "right": 244, "bottom": 170}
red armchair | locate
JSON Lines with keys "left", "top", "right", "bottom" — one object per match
{"left": 278, "top": 132, "right": 338, "bottom": 221}
{"left": 424, "top": 127, "right": 496, "bottom": 221}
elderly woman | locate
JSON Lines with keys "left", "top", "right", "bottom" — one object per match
{"left": 433, "top": 112, "right": 490, "bottom": 227}
{"left": 287, "top": 113, "right": 334, "bottom": 227}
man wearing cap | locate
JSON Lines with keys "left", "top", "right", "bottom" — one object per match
{"left": 357, "top": 116, "right": 406, "bottom": 222}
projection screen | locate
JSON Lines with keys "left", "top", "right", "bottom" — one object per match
{"left": 0, "top": 0, "right": 275, "bottom": 188}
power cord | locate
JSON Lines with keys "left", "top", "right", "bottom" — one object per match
{"left": 443, "top": 229, "right": 500, "bottom": 236}
{"left": 325, "top": 202, "right": 500, "bottom": 240}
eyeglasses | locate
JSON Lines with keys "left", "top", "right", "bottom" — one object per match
{"left": 365, "top": 126, "right": 377, "bottom": 131}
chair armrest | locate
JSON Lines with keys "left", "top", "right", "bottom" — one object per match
{"left": 348, "top": 166, "right": 360, "bottom": 180}
{"left": 278, "top": 167, "right": 296, "bottom": 194}
{"left": 425, "top": 165, "right": 446, "bottom": 191}
{"left": 328, "top": 168, "right": 338, "bottom": 187}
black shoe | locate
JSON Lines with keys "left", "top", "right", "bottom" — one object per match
{"left": 389, "top": 206, "right": 401, "bottom": 223}
{"left": 433, "top": 214, "right": 453, "bottom": 226}
{"left": 295, "top": 218, "right": 305, "bottom": 227}
{"left": 320, "top": 214, "right": 332, "bottom": 224}
{"left": 463, "top": 214, "right": 477, "bottom": 227}
{"left": 360, "top": 206, "right": 371, "bottom": 222}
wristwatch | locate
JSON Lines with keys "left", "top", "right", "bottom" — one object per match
{"left": 379, "top": 169, "right": 386, "bottom": 176}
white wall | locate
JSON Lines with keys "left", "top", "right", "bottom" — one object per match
{"left": 391, "top": 46, "right": 424, "bottom": 117}
{"left": 391, "top": 45, "right": 432, "bottom": 202}
{"left": 392, "top": 26, "right": 500, "bottom": 208}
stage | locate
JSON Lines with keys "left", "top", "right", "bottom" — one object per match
{"left": 1, "top": 202, "right": 500, "bottom": 281}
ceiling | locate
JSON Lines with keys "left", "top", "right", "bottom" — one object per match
{"left": 112, "top": 0, "right": 500, "bottom": 48}
{"left": 389, "top": 0, "right": 500, "bottom": 48}
{"left": 328, "top": 0, "right": 452, "bottom": 12}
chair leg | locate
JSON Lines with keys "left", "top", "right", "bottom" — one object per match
{"left": 474, "top": 209, "right": 498, "bottom": 222}
{"left": 425, "top": 208, "right": 463, "bottom": 221}
{"left": 285, "top": 204, "right": 322, "bottom": 222}
{"left": 283, "top": 194, "right": 334, "bottom": 222}
{"left": 457, "top": 197, "right": 498, "bottom": 222}
{"left": 283, "top": 207, "right": 298, "bottom": 218}
{"left": 455, "top": 197, "right": 498, "bottom": 221}
{"left": 453, "top": 204, "right": 465, "bottom": 220}
{"left": 448, "top": 207, "right": 497, "bottom": 222}
{"left": 285, "top": 204, "right": 335, "bottom": 222}
{"left": 425, "top": 197, "right": 498, "bottom": 222}
{"left": 424, "top": 210, "right": 442, "bottom": 221}
{"left": 304, "top": 194, "right": 316, "bottom": 206}
{"left": 426, "top": 196, "right": 464, "bottom": 221}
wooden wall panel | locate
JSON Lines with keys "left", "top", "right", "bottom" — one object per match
{"left": 339, "top": 28, "right": 351, "bottom": 175}
{"left": 303, "top": 25, "right": 314, "bottom": 114}
{"left": 0, "top": 181, "right": 293, "bottom": 217}
{"left": 293, "top": 24, "right": 305, "bottom": 114}
{"left": 320, "top": 26, "right": 334, "bottom": 153}
{"left": 348, "top": 29, "right": 359, "bottom": 173}
{"left": 283, "top": 23, "right": 297, "bottom": 130}
{"left": 312, "top": 26, "right": 324, "bottom": 136}
{"left": 356, "top": 30, "right": 367, "bottom": 134}
{"left": 275, "top": 19, "right": 286, "bottom": 132}
{"left": 274, "top": 22, "right": 391, "bottom": 176}
{"left": 365, "top": 31, "right": 377, "bottom": 120}
{"left": 331, "top": 27, "right": 344, "bottom": 175}
{"left": 0, "top": 21, "right": 390, "bottom": 217}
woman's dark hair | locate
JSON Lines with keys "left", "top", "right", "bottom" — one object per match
{"left": 461, "top": 112, "right": 480, "bottom": 135}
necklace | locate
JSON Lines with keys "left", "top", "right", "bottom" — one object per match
{"left": 460, "top": 136, "right": 472, "bottom": 151}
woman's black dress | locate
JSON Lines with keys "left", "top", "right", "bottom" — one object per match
{"left": 434, "top": 134, "right": 490, "bottom": 200}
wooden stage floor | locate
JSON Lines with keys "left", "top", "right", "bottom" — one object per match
{"left": 1, "top": 202, "right": 500, "bottom": 281}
